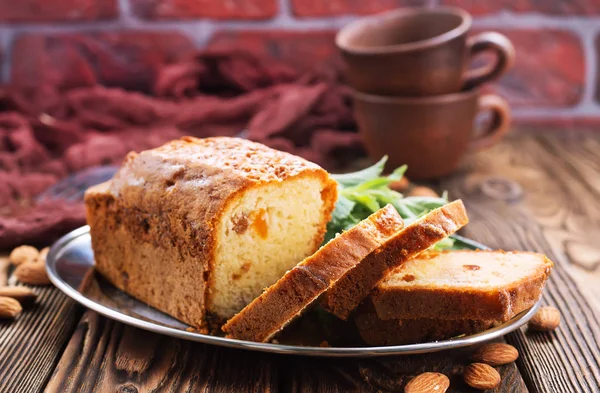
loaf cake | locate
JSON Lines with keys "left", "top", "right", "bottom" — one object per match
{"left": 353, "top": 302, "right": 495, "bottom": 346}
{"left": 321, "top": 200, "right": 469, "bottom": 320}
{"left": 85, "top": 136, "right": 338, "bottom": 331}
{"left": 370, "top": 250, "right": 553, "bottom": 322}
{"left": 222, "top": 204, "right": 404, "bottom": 342}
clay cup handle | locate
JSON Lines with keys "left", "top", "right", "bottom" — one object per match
{"left": 469, "top": 94, "right": 511, "bottom": 151}
{"left": 463, "top": 32, "right": 515, "bottom": 90}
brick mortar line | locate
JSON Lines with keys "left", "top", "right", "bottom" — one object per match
{"left": 5, "top": 11, "right": 600, "bottom": 31}
{"left": 471, "top": 11, "right": 600, "bottom": 112}
{"left": 0, "top": 8, "right": 598, "bottom": 112}
{"left": 2, "top": 16, "right": 598, "bottom": 47}
{"left": 117, "top": 0, "right": 135, "bottom": 23}
{"left": 0, "top": 28, "right": 14, "bottom": 82}
{"left": 276, "top": 0, "right": 294, "bottom": 20}
{"left": 577, "top": 23, "right": 599, "bottom": 110}
{"left": 115, "top": 0, "right": 215, "bottom": 47}
{"left": 513, "top": 108, "right": 599, "bottom": 117}
{"left": 512, "top": 21, "right": 600, "bottom": 116}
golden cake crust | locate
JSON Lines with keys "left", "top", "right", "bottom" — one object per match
{"left": 85, "top": 136, "right": 337, "bottom": 331}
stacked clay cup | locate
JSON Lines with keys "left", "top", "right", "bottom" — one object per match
{"left": 337, "top": 7, "right": 515, "bottom": 179}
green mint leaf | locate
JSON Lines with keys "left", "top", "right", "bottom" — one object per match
{"left": 432, "top": 237, "right": 456, "bottom": 251}
{"left": 326, "top": 158, "right": 456, "bottom": 251}
{"left": 346, "top": 193, "right": 380, "bottom": 213}
{"left": 343, "top": 177, "right": 392, "bottom": 193}
{"left": 387, "top": 164, "right": 408, "bottom": 181}
{"left": 331, "top": 194, "right": 355, "bottom": 222}
{"left": 330, "top": 156, "right": 387, "bottom": 187}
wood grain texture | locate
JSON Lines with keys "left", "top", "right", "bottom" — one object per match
{"left": 0, "top": 286, "right": 82, "bottom": 393}
{"left": 47, "top": 310, "right": 525, "bottom": 393}
{"left": 45, "top": 311, "right": 278, "bottom": 393}
{"left": 439, "top": 132, "right": 600, "bottom": 392}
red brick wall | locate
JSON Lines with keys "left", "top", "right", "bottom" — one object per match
{"left": 1, "top": 0, "right": 598, "bottom": 128}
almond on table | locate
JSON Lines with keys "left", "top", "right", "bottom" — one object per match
{"left": 472, "top": 343, "right": 519, "bottom": 366}
{"left": 406, "top": 185, "right": 439, "bottom": 198}
{"left": 0, "top": 296, "right": 22, "bottom": 319}
{"left": 14, "top": 262, "right": 51, "bottom": 286}
{"left": 9, "top": 245, "right": 39, "bottom": 266}
{"left": 463, "top": 363, "right": 501, "bottom": 390}
{"left": 404, "top": 372, "right": 450, "bottom": 393}
{"left": 37, "top": 247, "right": 50, "bottom": 264}
{"left": 528, "top": 306, "right": 560, "bottom": 332}
{"left": 0, "top": 287, "right": 37, "bottom": 307}
{"left": 0, "top": 257, "right": 9, "bottom": 287}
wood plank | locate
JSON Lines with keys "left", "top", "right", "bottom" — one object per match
{"left": 284, "top": 343, "right": 526, "bottom": 392}
{"left": 439, "top": 133, "right": 600, "bottom": 392}
{"left": 47, "top": 310, "right": 526, "bottom": 392}
{"left": 45, "top": 311, "right": 278, "bottom": 392}
{"left": 533, "top": 133, "right": 600, "bottom": 310}
{"left": 0, "top": 286, "right": 82, "bottom": 393}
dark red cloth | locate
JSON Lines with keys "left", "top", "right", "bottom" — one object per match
{"left": 0, "top": 49, "right": 363, "bottom": 250}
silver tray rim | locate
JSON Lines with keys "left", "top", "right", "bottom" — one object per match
{"left": 46, "top": 226, "right": 540, "bottom": 358}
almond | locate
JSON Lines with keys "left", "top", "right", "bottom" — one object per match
{"left": 407, "top": 185, "right": 439, "bottom": 198}
{"left": 404, "top": 372, "right": 449, "bottom": 393}
{"left": 463, "top": 363, "right": 500, "bottom": 390}
{"left": 14, "top": 262, "right": 51, "bottom": 286}
{"left": 0, "top": 257, "right": 9, "bottom": 287}
{"left": 528, "top": 306, "right": 560, "bottom": 332}
{"left": 9, "top": 245, "right": 39, "bottom": 266}
{"left": 0, "top": 287, "right": 37, "bottom": 307}
{"left": 390, "top": 177, "right": 410, "bottom": 192}
{"left": 472, "top": 343, "right": 519, "bottom": 366}
{"left": 0, "top": 296, "right": 22, "bottom": 319}
{"left": 37, "top": 247, "right": 50, "bottom": 264}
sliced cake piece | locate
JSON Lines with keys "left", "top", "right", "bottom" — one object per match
{"left": 321, "top": 200, "right": 469, "bottom": 320}
{"left": 85, "top": 136, "right": 338, "bottom": 331}
{"left": 371, "top": 250, "right": 553, "bottom": 322}
{"left": 222, "top": 204, "right": 404, "bottom": 342}
{"left": 354, "top": 302, "right": 496, "bottom": 346}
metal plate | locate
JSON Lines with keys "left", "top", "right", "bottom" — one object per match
{"left": 47, "top": 226, "right": 539, "bottom": 357}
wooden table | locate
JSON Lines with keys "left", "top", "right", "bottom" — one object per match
{"left": 1, "top": 132, "right": 599, "bottom": 392}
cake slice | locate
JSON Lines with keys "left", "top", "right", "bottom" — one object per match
{"left": 353, "top": 302, "right": 496, "bottom": 346}
{"left": 371, "top": 250, "right": 553, "bottom": 322}
{"left": 85, "top": 136, "right": 338, "bottom": 331}
{"left": 321, "top": 200, "right": 469, "bottom": 320}
{"left": 222, "top": 204, "right": 404, "bottom": 342}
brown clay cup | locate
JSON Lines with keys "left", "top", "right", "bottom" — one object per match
{"left": 354, "top": 89, "right": 511, "bottom": 179}
{"left": 336, "top": 7, "right": 515, "bottom": 96}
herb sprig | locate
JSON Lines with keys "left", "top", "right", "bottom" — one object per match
{"left": 325, "top": 156, "right": 457, "bottom": 250}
